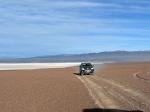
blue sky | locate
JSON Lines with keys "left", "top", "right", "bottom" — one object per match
{"left": 0, "top": 0, "right": 150, "bottom": 58}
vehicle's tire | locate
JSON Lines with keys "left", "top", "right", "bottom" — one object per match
{"left": 80, "top": 71, "right": 83, "bottom": 76}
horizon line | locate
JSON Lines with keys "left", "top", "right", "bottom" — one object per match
{"left": 1, "top": 50, "right": 150, "bottom": 59}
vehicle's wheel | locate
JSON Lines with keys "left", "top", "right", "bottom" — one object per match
{"left": 80, "top": 71, "right": 83, "bottom": 76}
{"left": 79, "top": 71, "right": 82, "bottom": 75}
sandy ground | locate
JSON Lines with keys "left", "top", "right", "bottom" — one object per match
{"left": 0, "top": 62, "right": 149, "bottom": 112}
{"left": 75, "top": 62, "right": 150, "bottom": 112}
{"left": 0, "top": 67, "right": 96, "bottom": 112}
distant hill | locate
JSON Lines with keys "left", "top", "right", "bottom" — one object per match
{"left": 1, "top": 51, "right": 150, "bottom": 63}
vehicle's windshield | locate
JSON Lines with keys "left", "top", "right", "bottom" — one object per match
{"left": 82, "top": 63, "right": 93, "bottom": 68}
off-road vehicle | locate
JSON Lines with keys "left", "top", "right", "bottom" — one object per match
{"left": 79, "top": 63, "right": 94, "bottom": 75}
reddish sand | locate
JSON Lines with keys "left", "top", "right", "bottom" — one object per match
{"left": 0, "top": 68, "right": 96, "bottom": 112}
{"left": 96, "top": 62, "right": 150, "bottom": 98}
{"left": 76, "top": 62, "right": 150, "bottom": 112}
{"left": 0, "top": 62, "right": 150, "bottom": 112}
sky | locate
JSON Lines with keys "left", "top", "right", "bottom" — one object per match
{"left": 0, "top": 0, "right": 150, "bottom": 58}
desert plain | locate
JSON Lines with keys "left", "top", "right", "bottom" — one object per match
{"left": 0, "top": 62, "right": 150, "bottom": 112}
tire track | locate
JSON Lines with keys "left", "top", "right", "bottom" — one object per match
{"left": 76, "top": 75, "right": 120, "bottom": 109}
{"left": 89, "top": 76, "right": 139, "bottom": 110}
{"left": 133, "top": 72, "right": 150, "bottom": 83}
{"left": 90, "top": 75, "right": 150, "bottom": 112}
{"left": 76, "top": 76, "right": 104, "bottom": 108}
{"left": 101, "top": 84, "right": 134, "bottom": 110}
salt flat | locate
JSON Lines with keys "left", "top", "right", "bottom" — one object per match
{"left": 0, "top": 63, "right": 81, "bottom": 70}
{"left": 0, "top": 62, "right": 104, "bottom": 70}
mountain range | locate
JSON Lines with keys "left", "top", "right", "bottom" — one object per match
{"left": 1, "top": 51, "right": 150, "bottom": 63}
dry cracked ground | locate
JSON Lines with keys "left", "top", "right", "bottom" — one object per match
{"left": 0, "top": 62, "right": 150, "bottom": 112}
